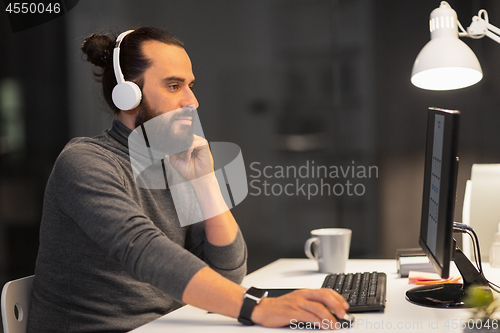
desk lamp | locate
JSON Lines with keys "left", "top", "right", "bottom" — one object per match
{"left": 411, "top": 1, "right": 500, "bottom": 90}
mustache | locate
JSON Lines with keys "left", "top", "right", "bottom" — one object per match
{"left": 172, "top": 108, "right": 195, "bottom": 121}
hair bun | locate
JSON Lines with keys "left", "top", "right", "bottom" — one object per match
{"left": 81, "top": 33, "right": 114, "bottom": 68}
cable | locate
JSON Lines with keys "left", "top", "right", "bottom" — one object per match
{"left": 454, "top": 223, "right": 500, "bottom": 294}
{"left": 465, "top": 229, "right": 480, "bottom": 273}
{"left": 489, "top": 281, "right": 500, "bottom": 294}
{"left": 458, "top": 19, "right": 469, "bottom": 37}
{"left": 455, "top": 225, "right": 483, "bottom": 274}
{"left": 453, "top": 222, "right": 473, "bottom": 231}
{"left": 469, "top": 227, "right": 483, "bottom": 274}
{"left": 453, "top": 226, "right": 481, "bottom": 274}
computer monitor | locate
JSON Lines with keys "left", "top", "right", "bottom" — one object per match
{"left": 406, "top": 107, "right": 489, "bottom": 308}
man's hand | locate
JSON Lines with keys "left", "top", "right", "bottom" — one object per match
{"left": 183, "top": 268, "right": 349, "bottom": 329}
{"left": 251, "top": 288, "right": 349, "bottom": 328}
{"left": 169, "top": 135, "right": 214, "bottom": 181}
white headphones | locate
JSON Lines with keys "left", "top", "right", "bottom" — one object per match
{"left": 112, "top": 30, "right": 142, "bottom": 111}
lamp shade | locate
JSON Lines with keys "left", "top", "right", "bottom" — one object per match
{"left": 411, "top": 1, "right": 483, "bottom": 90}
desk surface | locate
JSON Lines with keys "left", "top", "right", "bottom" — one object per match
{"left": 130, "top": 259, "right": 500, "bottom": 332}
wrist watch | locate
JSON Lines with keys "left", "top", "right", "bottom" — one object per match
{"left": 237, "top": 287, "right": 268, "bottom": 325}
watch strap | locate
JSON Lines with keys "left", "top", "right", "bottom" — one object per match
{"left": 237, "top": 287, "right": 268, "bottom": 325}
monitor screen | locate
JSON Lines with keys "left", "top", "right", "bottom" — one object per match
{"left": 418, "top": 107, "right": 460, "bottom": 279}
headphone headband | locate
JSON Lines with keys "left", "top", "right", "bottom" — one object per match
{"left": 116, "top": 30, "right": 134, "bottom": 46}
{"left": 113, "top": 29, "right": 134, "bottom": 85}
{"left": 111, "top": 29, "right": 142, "bottom": 111}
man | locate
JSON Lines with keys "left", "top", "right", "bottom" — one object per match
{"left": 28, "top": 27, "right": 348, "bottom": 332}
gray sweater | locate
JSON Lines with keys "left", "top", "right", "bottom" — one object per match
{"left": 27, "top": 120, "right": 247, "bottom": 333}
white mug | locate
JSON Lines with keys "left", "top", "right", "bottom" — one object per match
{"left": 304, "top": 228, "right": 352, "bottom": 273}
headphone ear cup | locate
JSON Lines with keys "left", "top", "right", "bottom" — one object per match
{"left": 112, "top": 81, "right": 142, "bottom": 111}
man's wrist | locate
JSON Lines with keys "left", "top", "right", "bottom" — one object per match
{"left": 190, "top": 171, "right": 219, "bottom": 193}
{"left": 238, "top": 287, "right": 268, "bottom": 325}
{"left": 191, "top": 172, "right": 229, "bottom": 217}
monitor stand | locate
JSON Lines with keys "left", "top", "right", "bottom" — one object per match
{"left": 405, "top": 247, "right": 490, "bottom": 308}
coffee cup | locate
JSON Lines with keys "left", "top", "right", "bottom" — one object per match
{"left": 304, "top": 228, "right": 352, "bottom": 273}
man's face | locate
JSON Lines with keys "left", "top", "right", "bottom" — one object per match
{"left": 136, "top": 98, "right": 196, "bottom": 155}
{"left": 134, "top": 41, "right": 199, "bottom": 137}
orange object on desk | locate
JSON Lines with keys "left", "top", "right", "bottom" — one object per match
{"left": 408, "top": 271, "right": 461, "bottom": 285}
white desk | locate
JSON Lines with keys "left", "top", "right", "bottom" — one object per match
{"left": 130, "top": 259, "right": 500, "bottom": 332}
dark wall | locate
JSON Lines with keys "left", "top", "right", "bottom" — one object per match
{"left": 0, "top": 9, "right": 70, "bottom": 332}
{"left": 0, "top": 12, "right": 69, "bottom": 282}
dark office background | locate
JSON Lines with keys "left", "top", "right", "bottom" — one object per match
{"left": 1, "top": 0, "right": 500, "bottom": 327}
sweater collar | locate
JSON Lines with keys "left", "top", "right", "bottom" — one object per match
{"left": 107, "top": 119, "right": 132, "bottom": 148}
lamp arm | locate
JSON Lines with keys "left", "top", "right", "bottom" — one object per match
{"left": 485, "top": 29, "right": 500, "bottom": 45}
{"left": 485, "top": 22, "right": 500, "bottom": 44}
{"left": 457, "top": 19, "right": 469, "bottom": 37}
{"left": 466, "top": 11, "right": 500, "bottom": 45}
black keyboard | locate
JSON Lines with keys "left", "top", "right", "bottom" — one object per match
{"left": 321, "top": 272, "right": 387, "bottom": 312}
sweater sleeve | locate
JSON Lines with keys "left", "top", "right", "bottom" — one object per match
{"left": 52, "top": 141, "right": 212, "bottom": 302}
{"left": 186, "top": 224, "right": 247, "bottom": 284}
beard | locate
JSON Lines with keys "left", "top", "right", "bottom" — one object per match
{"left": 134, "top": 97, "right": 195, "bottom": 156}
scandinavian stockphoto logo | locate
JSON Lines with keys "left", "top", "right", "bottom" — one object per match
{"left": 128, "top": 105, "right": 248, "bottom": 227}
{"left": 249, "top": 160, "right": 378, "bottom": 200}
